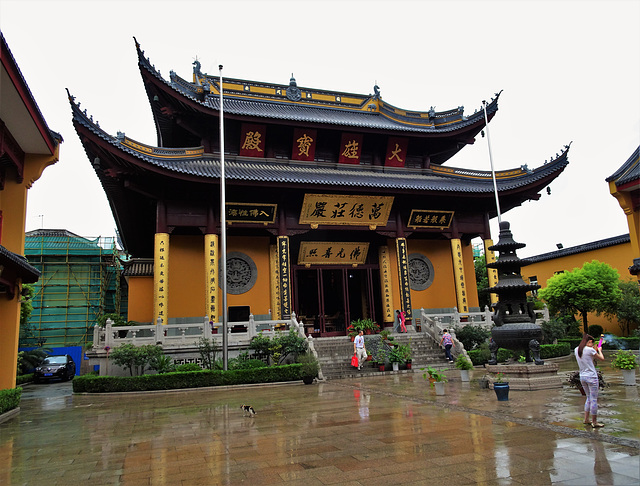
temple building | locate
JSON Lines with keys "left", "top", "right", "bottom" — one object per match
{"left": 1, "top": 32, "right": 62, "bottom": 390}
{"left": 69, "top": 39, "right": 569, "bottom": 337}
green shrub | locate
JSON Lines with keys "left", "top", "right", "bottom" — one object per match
{"left": 541, "top": 318, "right": 569, "bottom": 344}
{"left": 496, "top": 348, "right": 515, "bottom": 363}
{"left": 539, "top": 342, "right": 571, "bottom": 359}
{"left": 468, "top": 346, "right": 490, "bottom": 366}
{"left": 454, "top": 325, "right": 490, "bottom": 351}
{"left": 16, "top": 374, "right": 33, "bottom": 385}
{"left": 0, "top": 387, "right": 22, "bottom": 415}
{"left": 109, "top": 344, "right": 163, "bottom": 376}
{"left": 232, "top": 359, "right": 267, "bottom": 370}
{"left": 175, "top": 362, "right": 202, "bottom": 372}
{"left": 588, "top": 324, "right": 604, "bottom": 339}
{"left": 72, "top": 364, "right": 307, "bottom": 393}
{"left": 148, "top": 354, "right": 176, "bottom": 374}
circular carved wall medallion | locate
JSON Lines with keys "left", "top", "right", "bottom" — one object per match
{"left": 221, "top": 252, "right": 257, "bottom": 295}
{"left": 408, "top": 253, "right": 435, "bottom": 291}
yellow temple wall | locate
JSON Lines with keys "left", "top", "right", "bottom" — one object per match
{"left": 462, "top": 241, "right": 480, "bottom": 309}
{"left": 227, "top": 236, "right": 271, "bottom": 315}
{"left": 524, "top": 241, "right": 635, "bottom": 335}
{"left": 127, "top": 276, "right": 154, "bottom": 323}
{"left": 169, "top": 236, "right": 205, "bottom": 319}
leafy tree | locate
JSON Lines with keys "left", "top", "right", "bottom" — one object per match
{"left": 538, "top": 260, "right": 621, "bottom": 334}
{"left": 454, "top": 324, "right": 490, "bottom": 351}
{"left": 110, "top": 344, "right": 162, "bottom": 376}
{"left": 19, "top": 284, "right": 38, "bottom": 347}
{"left": 198, "top": 337, "right": 219, "bottom": 370}
{"left": 474, "top": 254, "right": 491, "bottom": 309}
{"left": 616, "top": 280, "right": 640, "bottom": 336}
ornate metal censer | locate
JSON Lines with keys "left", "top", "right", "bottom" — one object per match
{"left": 487, "top": 221, "right": 544, "bottom": 365}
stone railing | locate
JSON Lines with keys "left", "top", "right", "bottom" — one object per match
{"left": 93, "top": 312, "right": 305, "bottom": 351}
{"left": 419, "top": 304, "right": 550, "bottom": 357}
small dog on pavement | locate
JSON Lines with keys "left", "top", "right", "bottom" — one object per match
{"left": 240, "top": 405, "right": 256, "bottom": 416}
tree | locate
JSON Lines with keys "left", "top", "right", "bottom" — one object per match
{"left": 616, "top": 280, "right": 640, "bottom": 336}
{"left": 474, "top": 254, "right": 491, "bottom": 309}
{"left": 19, "top": 284, "right": 38, "bottom": 347}
{"left": 538, "top": 260, "right": 621, "bottom": 334}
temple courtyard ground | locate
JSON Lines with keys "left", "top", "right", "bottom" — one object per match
{"left": 1, "top": 355, "right": 638, "bottom": 485}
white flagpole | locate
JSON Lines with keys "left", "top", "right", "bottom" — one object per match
{"left": 482, "top": 100, "right": 502, "bottom": 223}
{"left": 219, "top": 65, "right": 228, "bottom": 370}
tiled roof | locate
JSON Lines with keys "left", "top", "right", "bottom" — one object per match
{"left": 136, "top": 38, "right": 498, "bottom": 134}
{"left": 606, "top": 146, "right": 639, "bottom": 187}
{"left": 70, "top": 98, "right": 569, "bottom": 195}
{"left": 526, "top": 234, "right": 631, "bottom": 264}
{"left": 0, "top": 244, "right": 40, "bottom": 283}
{"left": 123, "top": 259, "right": 154, "bottom": 277}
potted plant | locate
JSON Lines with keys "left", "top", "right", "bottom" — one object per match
{"left": 566, "top": 369, "right": 608, "bottom": 395}
{"left": 422, "top": 366, "right": 447, "bottom": 395}
{"left": 374, "top": 347, "right": 388, "bottom": 372}
{"left": 379, "top": 329, "right": 391, "bottom": 341}
{"left": 347, "top": 325, "right": 358, "bottom": 341}
{"left": 454, "top": 354, "right": 473, "bottom": 382}
{"left": 492, "top": 372, "right": 509, "bottom": 401}
{"left": 611, "top": 350, "right": 638, "bottom": 386}
{"left": 297, "top": 353, "right": 319, "bottom": 385}
{"left": 389, "top": 346, "right": 404, "bottom": 371}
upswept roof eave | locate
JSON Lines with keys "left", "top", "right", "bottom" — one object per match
{"left": 606, "top": 145, "right": 640, "bottom": 187}
{"left": 1, "top": 32, "right": 62, "bottom": 153}
{"left": 71, "top": 99, "right": 569, "bottom": 196}
{"left": 134, "top": 38, "right": 497, "bottom": 135}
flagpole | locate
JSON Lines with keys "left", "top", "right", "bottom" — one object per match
{"left": 482, "top": 100, "right": 502, "bottom": 223}
{"left": 219, "top": 64, "right": 228, "bottom": 370}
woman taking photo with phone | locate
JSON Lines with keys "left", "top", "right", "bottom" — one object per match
{"left": 575, "top": 333, "right": 605, "bottom": 427}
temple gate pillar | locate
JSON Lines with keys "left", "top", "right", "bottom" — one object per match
{"left": 276, "top": 236, "right": 292, "bottom": 319}
{"left": 153, "top": 233, "right": 170, "bottom": 325}
{"left": 484, "top": 238, "right": 499, "bottom": 305}
{"left": 450, "top": 238, "right": 469, "bottom": 313}
{"left": 395, "top": 237, "right": 413, "bottom": 321}
{"left": 379, "top": 245, "right": 394, "bottom": 325}
{"left": 204, "top": 234, "right": 219, "bottom": 324}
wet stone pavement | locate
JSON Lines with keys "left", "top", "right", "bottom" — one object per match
{"left": 0, "top": 356, "right": 638, "bottom": 485}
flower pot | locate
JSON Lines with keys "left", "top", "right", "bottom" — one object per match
{"left": 460, "top": 369, "right": 470, "bottom": 382}
{"left": 434, "top": 381, "right": 445, "bottom": 396}
{"left": 579, "top": 385, "right": 586, "bottom": 396}
{"left": 392, "top": 362, "right": 399, "bottom": 372}
{"left": 366, "top": 355, "right": 373, "bottom": 361}
{"left": 622, "top": 369, "right": 637, "bottom": 386}
{"left": 302, "top": 376, "right": 314, "bottom": 385}
{"left": 493, "top": 382, "right": 509, "bottom": 401}
{"left": 406, "top": 362, "right": 412, "bottom": 370}
{"left": 378, "top": 364, "right": 385, "bottom": 372}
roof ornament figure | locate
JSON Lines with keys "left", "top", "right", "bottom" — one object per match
{"left": 286, "top": 73, "right": 301, "bottom": 102}
{"left": 193, "top": 58, "right": 202, "bottom": 86}
{"left": 373, "top": 84, "right": 380, "bottom": 99}
{"left": 428, "top": 106, "right": 436, "bottom": 118}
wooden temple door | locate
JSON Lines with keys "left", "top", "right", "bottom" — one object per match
{"left": 293, "top": 266, "right": 379, "bottom": 337}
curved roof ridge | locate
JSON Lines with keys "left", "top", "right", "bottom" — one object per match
{"left": 606, "top": 145, "right": 639, "bottom": 185}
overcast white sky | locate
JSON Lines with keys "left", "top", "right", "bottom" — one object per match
{"left": 2, "top": 0, "right": 638, "bottom": 257}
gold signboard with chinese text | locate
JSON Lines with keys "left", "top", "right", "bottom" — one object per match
{"left": 299, "top": 194, "right": 393, "bottom": 228}
{"left": 204, "top": 234, "right": 218, "bottom": 322}
{"left": 278, "top": 236, "right": 291, "bottom": 318}
{"left": 226, "top": 203, "right": 277, "bottom": 224}
{"left": 153, "top": 233, "right": 170, "bottom": 325}
{"left": 379, "top": 246, "right": 394, "bottom": 323}
{"left": 395, "top": 238, "right": 413, "bottom": 319}
{"left": 298, "top": 242, "right": 369, "bottom": 266}
{"left": 407, "top": 210, "right": 454, "bottom": 229}
{"left": 451, "top": 239, "right": 469, "bottom": 313}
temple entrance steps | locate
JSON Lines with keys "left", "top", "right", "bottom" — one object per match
{"left": 312, "top": 333, "right": 453, "bottom": 380}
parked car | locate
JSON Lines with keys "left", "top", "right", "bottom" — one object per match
{"left": 33, "top": 355, "right": 76, "bottom": 382}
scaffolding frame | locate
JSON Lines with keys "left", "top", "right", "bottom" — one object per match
{"left": 23, "top": 230, "right": 126, "bottom": 347}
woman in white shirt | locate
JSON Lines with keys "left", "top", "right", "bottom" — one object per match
{"left": 575, "top": 333, "right": 605, "bottom": 427}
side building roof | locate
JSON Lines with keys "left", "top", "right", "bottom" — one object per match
{"left": 526, "top": 234, "right": 631, "bottom": 265}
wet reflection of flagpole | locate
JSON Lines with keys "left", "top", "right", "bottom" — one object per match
{"left": 219, "top": 65, "right": 228, "bottom": 370}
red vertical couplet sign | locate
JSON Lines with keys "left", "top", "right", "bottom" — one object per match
{"left": 385, "top": 137, "right": 408, "bottom": 167}
{"left": 292, "top": 128, "right": 317, "bottom": 162}
{"left": 239, "top": 123, "right": 266, "bottom": 157}
{"left": 338, "top": 133, "right": 363, "bottom": 165}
